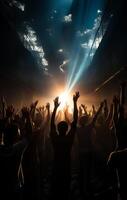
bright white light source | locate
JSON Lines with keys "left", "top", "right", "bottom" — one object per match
{"left": 81, "top": 36, "right": 102, "bottom": 50}
{"left": 42, "top": 58, "right": 48, "bottom": 66}
{"left": 13, "top": 0, "right": 25, "bottom": 11}
{"left": 63, "top": 60, "right": 69, "bottom": 65}
{"left": 97, "top": 9, "right": 102, "bottom": 14}
{"left": 58, "top": 49, "right": 63, "bottom": 53}
{"left": 59, "top": 92, "right": 68, "bottom": 108}
{"left": 84, "top": 29, "right": 91, "bottom": 34}
{"left": 64, "top": 14, "right": 72, "bottom": 23}
{"left": 59, "top": 90, "right": 72, "bottom": 111}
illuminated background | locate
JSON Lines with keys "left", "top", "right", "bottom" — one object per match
{"left": 0, "top": 0, "right": 127, "bottom": 106}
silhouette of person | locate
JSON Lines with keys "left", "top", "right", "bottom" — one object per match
{"left": 77, "top": 102, "right": 104, "bottom": 198}
{"left": 50, "top": 92, "right": 80, "bottom": 200}
{"left": 108, "top": 82, "right": 127, "bottom": 200}
{"left": 0, "top": 106, "right": 27, "bottom": 199}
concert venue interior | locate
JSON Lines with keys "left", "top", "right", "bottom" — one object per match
{"left": 0, "top": 0, "right": 127, "bottom": 200}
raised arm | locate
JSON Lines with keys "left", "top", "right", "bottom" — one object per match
{"left": 92, "top": 102, "right": 104, "bottom": 126}
{"left": 120, "top": 81, "right": 126, "bottom": 106}
{"left": 6, "top": 105, "right": 15, "bottom": 120}
{"left": 1, "top": 96, "right": 6, "bottom": 119}
{"left": 92, "top": 105, "right": 96, "bottom": 116}
{"left": 30, "top": 100, "right": 38, "bottom": 121}
{"left": 105, "top": 103, "right": 113, "bottom": 127}
{"left": 50, "top": 97, "right": 60, "bottom": 132}
{"left": 119, "top": 81, "right": 126, "bottom": 120}
{"left": 46, "top": 103, "right": 50, "bottom": 122}
{"left": 81, "top": 104, "right": 88, "bottom": 116}
{"left": 104, "top": 99, "right": 108, "bottom": 119}
{"left": 113, "top": 95, "right": 119, "bottom": 125}
{"left": 21, "top": 107, "right": 33, "bottom": 140}
{"left": 79, "top": 106, "right": 83, "bottom": 119}
{"left": 40, "top": 103, "right": 50, "bottom": 131}
{"left": 72, "top": 92, "right": 80, "bottom": 125}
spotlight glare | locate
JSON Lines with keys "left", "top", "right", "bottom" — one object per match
{"left": 59, "top": 91, "right": 69, "bottom": 109}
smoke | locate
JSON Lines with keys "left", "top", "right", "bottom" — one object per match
{"left": 18, "top": 24, "right": 52, "bottom": 76}
{"left": 79, "top": 11, "right": 106, "bottom": 58}
{"left": 10, "top": 1, "right": 51, "bottom": 76}
{"left": 58, "top": 49, "right": 64, "bottom": 53}
{"left": 10, "top": 0, "right": 25, "bottom": 11}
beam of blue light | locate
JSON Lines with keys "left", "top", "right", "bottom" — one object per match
{"left": 68, "top": 34, "right": 102, "bottom": 93}
{"left": 68, "top": 53, "right": 89, "bottom": 93}
{"left": 66, "top": 48, "right": 81, "bottom": 91}
{"left": 65, "top": 0, "right": 108, "bottom": 94}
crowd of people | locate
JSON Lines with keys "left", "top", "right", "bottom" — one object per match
{"left": 0, "top": 82, "right": 127, "bottom": 200}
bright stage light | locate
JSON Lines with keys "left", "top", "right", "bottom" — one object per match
{"left": 59, "top": 90, "right": 71, "bottom": 109}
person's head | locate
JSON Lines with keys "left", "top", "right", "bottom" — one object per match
{"left": 79, "top": 115, "right": 89, "bottom": 127}
{"left": 57, "top": 121, "right": 68, "bottom": 136}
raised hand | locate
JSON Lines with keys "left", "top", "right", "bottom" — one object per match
{"left": 54, "top": 97, "right": 60, "bottom": 108}
{"left": 79, "top": 106, "right": 83, "bottom": 118}
{"left": 81, "top": 104, "right": 84, "bottom": 108}
{"left": 73, "top": 92, "right": 80, "bottom": 102}
{"left": 92, "top": 101, "right": 104, "bottom": 125}
{"left": 51, "top": 97, "right": 60, "bottom": 131}
{"left": 30, "top": 100, "right": 38, "bottom": 109}
{"left": 81, "top": 104, "right": 87, "bottom": 110}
